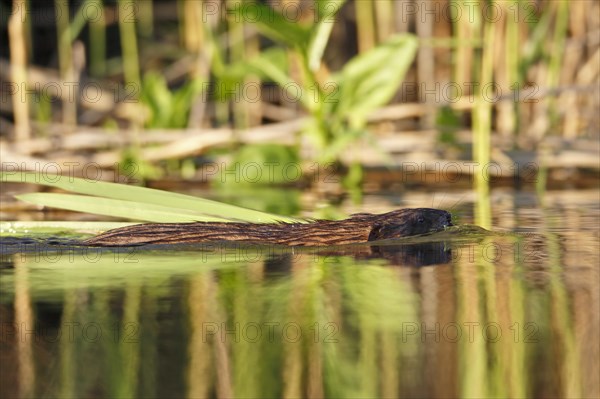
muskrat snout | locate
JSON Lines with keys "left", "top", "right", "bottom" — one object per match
{"left": 439, "top": 212, "right": 453, "bottom": 228}
{"left": 413, "top": 209, "right": 453, "bottom": 234}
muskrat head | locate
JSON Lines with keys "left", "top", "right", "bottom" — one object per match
{"left": 368, "top": 208, "right": 452, "bottom": 241}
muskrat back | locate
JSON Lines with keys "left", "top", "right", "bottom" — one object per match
{"left": 83, "top": 208, "right": 453, "bottom": 247}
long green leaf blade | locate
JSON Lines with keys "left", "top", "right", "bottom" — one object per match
{"left": 308, "top": 0, "right": 346, "bottom": 70}
{"left": 2, "top": 172, "right": 301, "bottom": 223}
{"left": 16, "top": 193, "right": 233, "bottom": 223}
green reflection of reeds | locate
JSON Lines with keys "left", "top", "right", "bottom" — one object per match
{"left": 2, "top": 233, "right": 597, "bottom": 398}
{"left": 455, "top": 236, "right": 532, "bottom": 398}
{"left": 13, "top": 257, "right": 35, "bottom": 398}
{"left": 545, "top": 231, "right": 582, "bottom": 397}
{"left": 506, "top": 235, "right": 527, "bottom": 399}
{"left": 455, "top": 241, "right": 486, "bottom": 398}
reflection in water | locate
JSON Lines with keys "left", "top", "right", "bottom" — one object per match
{"left": 0, "top": 230, "right": 598, "bottom": 398}
{"left": 369, "top": 242, "right": 452, "bottom": 266}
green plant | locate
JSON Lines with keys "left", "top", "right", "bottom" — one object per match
{"left": 222, "top": 1, "right": 418, "bottom": 164}
{"left": 140, "top": 72, "right": 204, "bottom": 129}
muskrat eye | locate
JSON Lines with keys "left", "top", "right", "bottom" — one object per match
{"left": 417, "top": 216, "right": 425, "bottom": 223}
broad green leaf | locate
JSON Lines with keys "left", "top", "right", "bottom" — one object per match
{"left": 320, "top": 127, "right": 365, "bottom": 161}
{"left": 217, "top": 49, "right": 296, "bottom": 102}
{"left": 221, "top": 48, "right": 314, "bottom": 109}
{"left": 247, "top": 48, "right": 292, "bottom": 87}
{"left": 314, "top": 0, "right": 346, "bottom": 18}
{"left": 334, "top": 33, "right": 418, "bottom": 127}
{"left": 246, "top": 50, "right": 314, "bottom": 109}
{"left": 230, "top": 3, "right": 311, "bottom": 49}
{"left": 170, "top": 78, "right": 204, "bottom": 127}
{"left": 141, "top": 73, "right": 204, "bottom": 128}
{"left": 2, "top": 172, "right": 302, "bottom": 223}
{"left": 140, "top": 72, "right": 173, "bottom": 128}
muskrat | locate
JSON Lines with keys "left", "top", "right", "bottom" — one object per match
{"left": 83, "top": 208, "right": 452, "bottom": 247}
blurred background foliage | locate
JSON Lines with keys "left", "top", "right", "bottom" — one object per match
{"left": 1, "top": 0, "right": 598, "bottom": 187}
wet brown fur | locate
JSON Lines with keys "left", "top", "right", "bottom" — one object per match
{"left": 83, "top": 208, "right": 452, "bottom": 247}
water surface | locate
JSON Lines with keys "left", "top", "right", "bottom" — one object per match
{"left": 1, "top": 193, "right": 598, "bottom": 398}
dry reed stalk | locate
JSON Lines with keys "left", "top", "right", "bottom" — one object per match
{"left": 355, "top": 0, "right": 376, "bottom": 52}
{"left": 137, "top": 0, "right": 153, "bottom": 38}
{"left": 561, "top": 1, "right": 587, "bottom": 138}
{"left": 242, "top": 29, "right": 263, "bottom": 127}
{"left": 182, "top": 0, "right": 202, "bottom": 52}
{"left": 374, "top": 0, "right": 393, "bottom": 42}
{"left": 117, "top": 0, "right": 142, "bottom": 129}
{"left": 416, "top": 0, "right": 434, "bottom": 128}
{"left": 88, "top": 0, "right": 107, "bottom": 77}
{"left": 4, "top": 116, "right": 597, "bottom": 173}
{"left": 452, "top": 0, "right": 474, "bottom": 98}
{"left": 228, "top": 0, "right": 252, "bottom": 130}
{"left": 494, "top": 2, "right": 517, "bottom": 138}
{"left": 393, "top": 0, "right": 410, "bottom": 33}
{"left": 181, "top": 0, "right": 211, "bottom": 128}
{"left": 544, "top": 1, "right": 569, "bottom": 138}
{"left": 7, "top": 0, "right": 30, "bottom": 149}
{"left": 54, "top": 0, "right": 77, "bottom": 130}
{"left": 473, "top": 1, "right": 495, "bottom": 230}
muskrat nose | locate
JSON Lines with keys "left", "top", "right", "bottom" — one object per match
{"left": 442, "top": 212, "right": 453, "bottom": 227}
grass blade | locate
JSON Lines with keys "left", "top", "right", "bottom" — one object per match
{"left": 15, "top": 193, "right": 234, "bottom": 223}
{"left": 2, "top": 172, "right": 302, "bottom": 223}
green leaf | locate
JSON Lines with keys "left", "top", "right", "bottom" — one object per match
{"left": 170, "top": 78, "right": 204, "bottom": 127}
{"left": 334, "top": 33, "right": 418, "bottom": 127}
{"left": 15, "top": 193, "right": 233, "bottom": 223}
{"left": 247, "top": 48, "right": 292, "bottom": 87}
{"left": 308, "top": 0, "right": 346, "bottom": 70}
{"left": 217, "top": 48, "right": 297, "bottom": 102}
{"left": 221, "top": 48, "right": 314, "bottom": 110}
{"left": 320, "top": 127, "right": 365, "bottom": 162}
{"left": 140, "top": 72, "right": 172, "bottom": 127}
{"left": 2, "top": 172, "right": 302, "bottom": 223}
{"left": 247, "top": 49, "right": 315, "bottom": 109}
{"left": 230, "top": 3, "right": 311, "bottom": 49}
{"left": 140, "top": 73, "right": 204, "bottom": 128}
